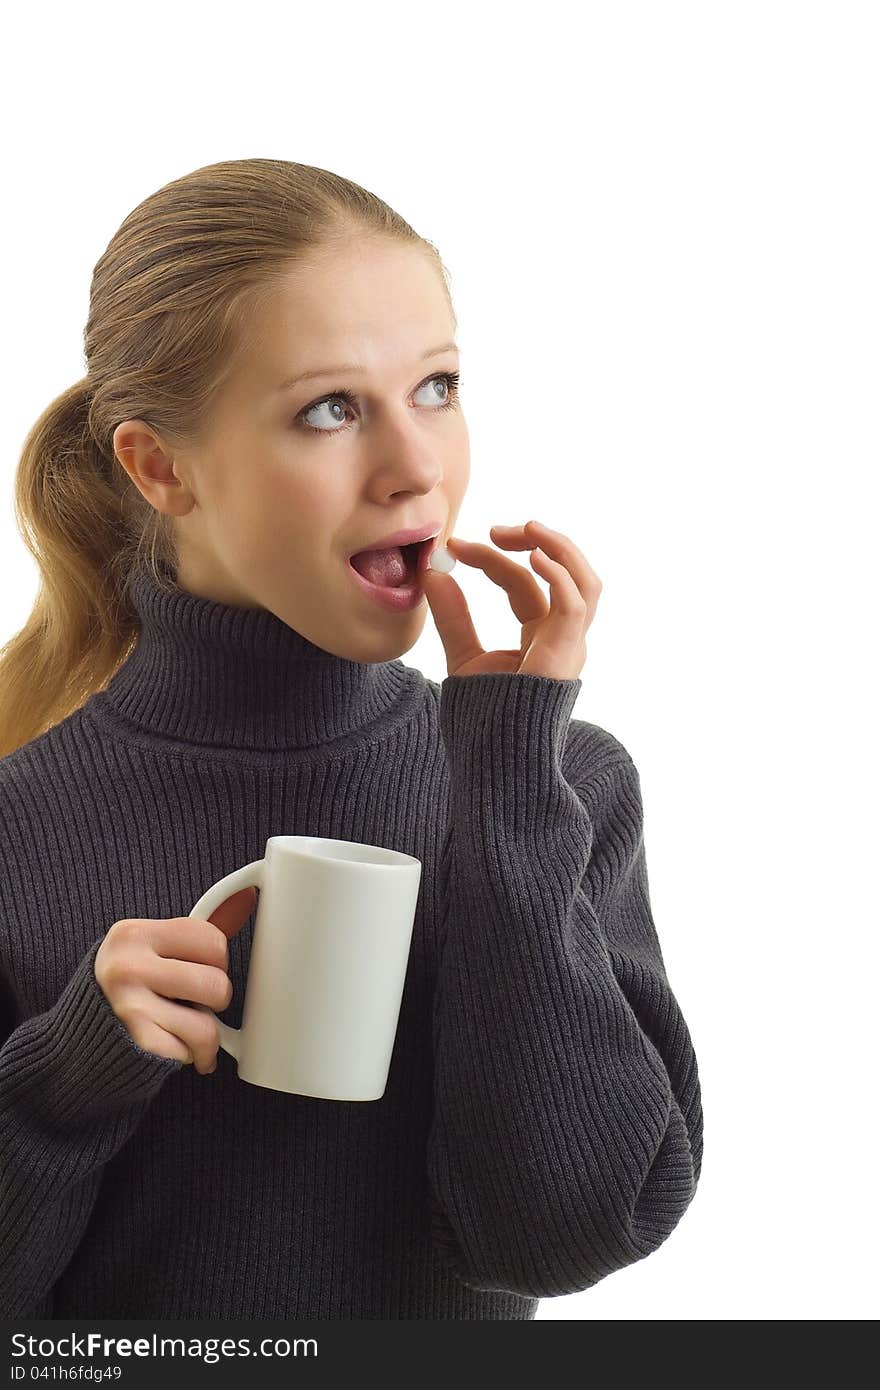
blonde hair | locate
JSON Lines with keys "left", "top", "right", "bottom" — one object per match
{"left": 0, "top": 158, "right": 455, "bottom": 758}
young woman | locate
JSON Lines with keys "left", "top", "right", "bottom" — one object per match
{"left": 0, "top": 157, "right": 702, "bottom": 1320}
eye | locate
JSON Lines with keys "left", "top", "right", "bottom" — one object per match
{"left": 295, "top": 371, "right": 461, "bottom": 438}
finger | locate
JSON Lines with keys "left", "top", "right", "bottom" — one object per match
{"left": 444, "top": 537, "right": 549, "bottom": 626}
{"left": 493, "top": 521, "right": 602, "bottom": 621}
{"left": 527, "top": 546, "right": 593, "bottom": 638}
{"left": 146, "top": 918, "right": 229, "bottom": 970}
{"left": 146, "top": 954, "right": 233, "bottom": 1013}
{"left": 151, "top": 995, "right": 221, "bottom": 1075}
{"left": 127, "top": 1016, "right": 195, "bottom": 1067}
{"left": 422, "top": 565, "right": 485, "bottom": 673}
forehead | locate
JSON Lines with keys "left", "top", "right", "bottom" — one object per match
{"left": 242, "top": 242, "right": 454, "bottom": 388}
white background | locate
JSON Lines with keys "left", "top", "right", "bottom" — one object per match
{"left": 1, "top": 1, "right": 876, "bottom": 1320}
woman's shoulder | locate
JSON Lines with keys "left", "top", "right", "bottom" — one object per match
{"left": 0, "top": 705, "right": 90, "bottom": 791}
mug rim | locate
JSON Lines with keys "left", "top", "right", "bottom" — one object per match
{"left": 266, "top": 834, "right": 420, "bottom": 870}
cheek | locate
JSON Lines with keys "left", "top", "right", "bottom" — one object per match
{"left": 287, "top": 472, "right": 349, "bottom": 545}
{"left": 240, "top": 459, "right": 348, "bottom": 556}
{"left": 446, "top": 446, "right": 470, "bottom": 501}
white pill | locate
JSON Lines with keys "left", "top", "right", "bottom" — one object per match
{"left": 429, "top": 544, "right": 456, "bottom": 574}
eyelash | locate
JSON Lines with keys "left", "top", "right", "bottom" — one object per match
{"left": 295, "top": 371, "right": 461, "bottom": 438}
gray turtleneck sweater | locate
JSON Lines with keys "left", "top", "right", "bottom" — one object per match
{"left": 0, "top": 568, "right": 702, "bottom": 1320}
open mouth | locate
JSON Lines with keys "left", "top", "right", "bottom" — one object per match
{"left": 348, "top": 538, "right": 430, "bottom": 589}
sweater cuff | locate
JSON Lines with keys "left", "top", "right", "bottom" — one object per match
{"left": 438, "top": 671, "right": 583, "bottom": 830}
{"left": 5, "top": 938, "right": 183, "bottom": 1127}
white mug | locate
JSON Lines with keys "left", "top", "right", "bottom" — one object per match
{"left": 187, "top": 835, "right": 421, "bottom": 1100}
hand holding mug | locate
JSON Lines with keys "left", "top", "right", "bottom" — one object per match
{"left": 95, "top": 836, "right": 420, "bottom": 1101}
{"left": 94, "top": 887, "right": 256, "bottom": 1074}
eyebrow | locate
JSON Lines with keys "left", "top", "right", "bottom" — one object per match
{"left": 276, "top": 342, "right": 460, "bottom": 393}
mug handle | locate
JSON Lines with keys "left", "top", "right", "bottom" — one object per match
{"left": 186, "top": 858, "right": 265, "bottom": 1061}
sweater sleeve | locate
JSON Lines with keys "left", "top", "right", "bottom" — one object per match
{"left": 0, "top": 935, "right": 184, "bottom": 1318}
{"left": 425, "top": 672, "right": 703, "bottom": 1300}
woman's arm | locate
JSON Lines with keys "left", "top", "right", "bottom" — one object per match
{"left": 426, "top": 672, "right": 703, "bottom": 1299}
{"left": 0, "top": 937, "right": 183, "bottom": 1317}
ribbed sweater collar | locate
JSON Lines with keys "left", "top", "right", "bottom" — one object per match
{"left": 99, "top": 565, "right": 411, "bottom": 751}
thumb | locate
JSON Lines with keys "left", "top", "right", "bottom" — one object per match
{"left": 207, "top": 885, "right": 257, "bottom": 939}
{"left": 422, "top": 567, "right": 483, "bottom": 674}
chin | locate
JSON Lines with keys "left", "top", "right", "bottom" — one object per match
{"left": 346, "top": 613, "right": 427, "bottom": 663}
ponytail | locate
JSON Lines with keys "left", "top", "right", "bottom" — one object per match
{"left": 0, "top": 378, "right": 171, "bottom": 758}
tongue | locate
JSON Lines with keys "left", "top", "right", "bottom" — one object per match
{"left": 350, "top": 545, "right": 409, "bottom": 588}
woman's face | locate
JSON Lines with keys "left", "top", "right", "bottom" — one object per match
{"left": 115, "top": 236, "right": 469, "bottom": 663}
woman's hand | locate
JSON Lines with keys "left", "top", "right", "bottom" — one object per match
{"left": 423, "top": 519, "right": 602, "bottom": 681}
{"left": 94, "top": 888, "right": 256, "bottom": 1074}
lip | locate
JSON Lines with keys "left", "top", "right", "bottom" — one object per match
{"left": 346, "top": 557, "right": 428, "bottom": 612}
{"left": 345, "top": 527, "right": 444, "bottom": 612}
{"left": 346, "top": 519, "right": 443, "bottom": 558}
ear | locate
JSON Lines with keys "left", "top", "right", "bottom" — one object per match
{"left": 112, "top": 420, "right": 195, "bottom": 517}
